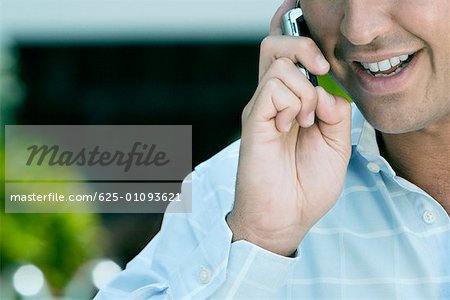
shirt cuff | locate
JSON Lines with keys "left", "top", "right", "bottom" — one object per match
{"left": 227, "top": 239, "right": 299, "bottom": 292}
{"left": 168, "top": 214, "right": 299, "bottom": 298}
{"left": 168, "top": 218, "right": 233, "bottom": 299}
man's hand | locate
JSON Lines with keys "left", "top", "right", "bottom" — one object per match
{"left": 227, "top": 0, "right": 352, "bottom": 256}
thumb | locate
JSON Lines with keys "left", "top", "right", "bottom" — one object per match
{"left": 269, "top": 0, "right": 297, "bottom": 35}
{"left": 315, "top": 86, "right": 352, "bottom": 146}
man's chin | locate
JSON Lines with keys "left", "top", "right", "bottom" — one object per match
{"left": 357, "top": 106, "right": 427, "bottom": 135}
{"left": 367, "top": 113, "right": 438, "bottom": 135}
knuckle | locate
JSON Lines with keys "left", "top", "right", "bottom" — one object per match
{"left": 299, "top": 36, "right": 315, "bottom": 50}
{"left": 293, "top": 98, "right": 302, "bottom": 112}
{"left": 271, "top": 57, "right": 292, "bottom": 74}
{"left": 302, "top": 84, "right": 317, "bottom": 106}
{"left": 308, "top": 84, "right": 318, "bottom": 99}
{"left": 342, "top": 100, "right": 353, "bottom": 115}
{"left": 241, "top": 105, "right": 250, "bottom": 122}
{"left": 260, "top": 36, "right": 274, "bottom": 53}
{"left": 278, "top": 56, "right": 292, "bottom": 64}
{"left": 337, "top": 98, "right": 352, "bottom": 115}
{"left": 264, "top": 78, "right": 282, "bottom": 92}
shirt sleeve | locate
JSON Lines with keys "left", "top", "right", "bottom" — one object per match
{"left": 94, "top": 143, "right": 299, "bottom": 299}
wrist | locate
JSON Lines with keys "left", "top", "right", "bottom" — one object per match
{"left": 226, "top": 211, "right": 303, "bottom": 257}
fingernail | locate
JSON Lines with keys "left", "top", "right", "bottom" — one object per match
{"left": 306, "top": 112, "right": 315, "bottom": 126}
{"left": 316, "top": 55, "right": 329, "bottom": 72}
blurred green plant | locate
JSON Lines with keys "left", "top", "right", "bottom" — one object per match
{"left": 0, "top": 209, "right": 103, "bottom": 293}
{"left": 0, "top": 48, "right": 105, "bottom": 296}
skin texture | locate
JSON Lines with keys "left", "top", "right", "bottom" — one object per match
{"left": 301, "top": 0, "right": 450, "bottom": 212}
{"left": 227, "top": 0, "right": 449, "bottom": 256}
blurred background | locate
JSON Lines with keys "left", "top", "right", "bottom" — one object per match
{"left": 0, "top": 1, "right": 348, "bottom": 298}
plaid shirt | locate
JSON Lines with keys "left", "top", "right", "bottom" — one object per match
{"left": 96, "top": 104, "right": 450, "bottom": 299}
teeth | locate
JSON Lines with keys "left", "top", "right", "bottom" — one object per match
{"left": 360, "top": 54, "right": 411, "bottom": 71}
{"left": 375, "top": 72, "right": 394, "bottom": 78}
{"left": 389, "top": 56, "right": 401, "bottom": 67}
{"left": 369, "top": 63, "right": 379, "bottom": 72}
{"left": 369, "top": 64, "right": 405, "bottom": 78}
{"left": 378, "top": 59, "right": 391, "bottom": 71}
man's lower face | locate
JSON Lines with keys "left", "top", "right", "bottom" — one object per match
{"left": 334, "top": 47, "right": 449, "bottom": 134}
{"left": 301, "top": 0, "right": 449, "bottom": 134}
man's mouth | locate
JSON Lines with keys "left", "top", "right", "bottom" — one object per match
{"left": 349, "top": 49, "right": 423, "bottom": 95}
{"left": 356, "top": 53, "right": 416, "bottom": 78}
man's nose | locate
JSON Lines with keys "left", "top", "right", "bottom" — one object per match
{"left": 340, "top": 0, "right": 393, "bottom": 46}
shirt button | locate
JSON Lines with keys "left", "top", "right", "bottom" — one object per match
{"left": 198, "top": 267, "right": 211, "bottom": 284}
{"left": 367, "top": 162, "right": 381, "bottom": 173}
{"left": 422, "top": 210, "right": 437, "bottom": 224}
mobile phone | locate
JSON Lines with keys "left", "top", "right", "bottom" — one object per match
{"left": 281, "top": 6, "right": 318, "bottom": 86}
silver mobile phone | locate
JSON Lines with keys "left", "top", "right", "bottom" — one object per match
{"left": 281, "top": 5, "right": 318, "bottom": 86}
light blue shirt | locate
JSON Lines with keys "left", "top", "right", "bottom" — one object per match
{"left": 95, "top": 105, "right": 450, "bottom": 299}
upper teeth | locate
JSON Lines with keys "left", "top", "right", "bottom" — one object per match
{"left": 360, "top": 54, "right": 410, "bottom": 72}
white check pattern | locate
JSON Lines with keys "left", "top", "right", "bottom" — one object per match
{"left": 96, "top": 104, "right": 450, "bottom": 300}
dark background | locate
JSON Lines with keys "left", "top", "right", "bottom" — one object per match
{"left": 16, "top": 42, "right": 259, "bottom": 265}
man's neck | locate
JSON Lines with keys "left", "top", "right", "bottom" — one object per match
{"left": 378, "top": 118, "right": 450, "bottom": 216}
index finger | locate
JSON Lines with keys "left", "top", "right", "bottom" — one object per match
{"left": 269, "top": 0, "right": 297, "bottom": 35}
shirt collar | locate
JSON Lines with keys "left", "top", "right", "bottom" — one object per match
{"left": 351, "top": 103, "right": 381, "bottom": 156}
{"left": 350, "top": 103, "right": 398, "bottom": 176}
{"left": 349, "top": 104, "right": 446, "bottom": 202}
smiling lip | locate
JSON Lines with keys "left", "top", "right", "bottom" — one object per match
{"left": 348, "top": 50, "right": 416, "bottom": 65}
{"left": 352, "top": 50, "right": 422, "bottom": 95}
